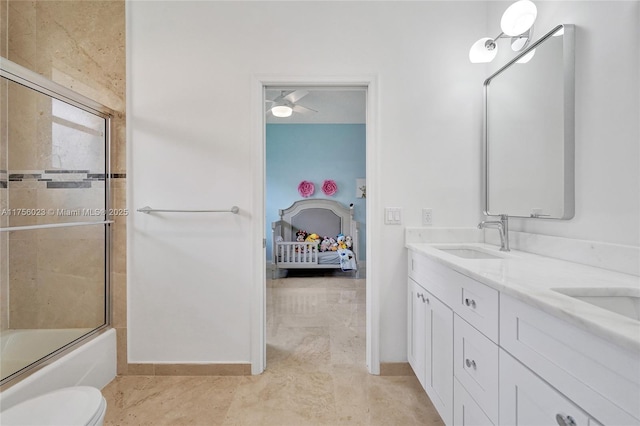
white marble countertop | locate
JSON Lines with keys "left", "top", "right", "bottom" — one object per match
{"left": 406, "top": 242, "right": 640, "bottom": 354}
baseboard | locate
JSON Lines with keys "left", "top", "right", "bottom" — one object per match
{"left": 124, "top": 363, "right": 251, "bottom": 376}
{"left": 379, "top": 362, "right": 414, "bottom": 376}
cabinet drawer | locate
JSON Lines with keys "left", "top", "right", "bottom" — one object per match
{"left": 454, "top": 314, "right": 499, "bottom": 424}
{"left": 408, "top": 251, "right": 458, "bottom": 308}
{"left": 454, "top": 378, "right": 494, "bottom": 426}
{"left": 500, "top": 293, "right": 640, "bottom": 425}
{"left": 499, "top": 349, "right": 599, "bottom": 426}
{"left": 454, "top": 273, "right": 499, "bottom": 343}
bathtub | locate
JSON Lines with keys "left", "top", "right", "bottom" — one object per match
{"left": 0, "top": 328, "right": 116, "bottom": 410}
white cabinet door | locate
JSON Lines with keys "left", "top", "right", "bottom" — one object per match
{"left": 408, "top": 278, "right": 454, "bottom": 425}
{"left": 408, "top": 278, "right": 428, "bottom": 390}
{"left": 454, "top": 378, "right": 494, "bottom": 426}
{"left": 426, "top": 293, "right": 454, "bottom": 426}
{"left": 500, "top": 349, "right": 597, "bottom": 426}
{"left": 454, "top": 314, "right": 499, "bottom": 424}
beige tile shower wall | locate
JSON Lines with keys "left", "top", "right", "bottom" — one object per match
{"left": 8, "top": 220, "right": 106, "bottom": 329}
{"left": 1, "top": 0, "right": 7, "bottom": 332}
{"left": 5, "top": 0, "right": 125, "bottom": 361}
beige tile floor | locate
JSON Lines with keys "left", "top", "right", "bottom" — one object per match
{"left": 102, "top": 275, "right": 444, "bottom": 425}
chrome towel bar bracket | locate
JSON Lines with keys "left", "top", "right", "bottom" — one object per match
{"left": 137, "top": 206, "right": 240, "bottom": 214}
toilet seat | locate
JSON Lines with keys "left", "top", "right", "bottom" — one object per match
{"left": 0, "top": 386, "right": 107, "bottom": 426}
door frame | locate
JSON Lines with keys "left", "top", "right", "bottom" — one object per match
{"left": 250, "top": 74, "right": 380, "bottom": 375}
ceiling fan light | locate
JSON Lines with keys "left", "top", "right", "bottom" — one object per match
{"left": 501, "top": 0, "right": 537, "bottom": 36}
{"left": 469, "top": 37, "right": 498, "bottom": 63}
{"left": 271, "top": 105, "right": 293, "bottom": 118}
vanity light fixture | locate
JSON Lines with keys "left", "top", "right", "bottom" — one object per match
{"left": 271, "top": 105, "right": 293, "bottom": 118}
{"left": 469, "top": 0, "right": 537, "bottom": 63}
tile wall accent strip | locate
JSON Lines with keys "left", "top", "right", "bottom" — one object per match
{"left": 10, "top": 173, "right": 42, "bottom": 180}
{"left": 4, "top": 170, "right": 126, "bottom": 188}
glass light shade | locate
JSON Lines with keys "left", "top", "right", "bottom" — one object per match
{"left": 516, "top": 48, "right": 536, "bottom": 63}
{"left": 271, "top": 105, "right": 293, "bottom": 117}
{"left": 511, "top": 36, "right": 529, "bottom": 51}
{"left": 469, "top": 38, "right": 498, "bottom": 63}
{"left": 501, "top": 0, "right": 537, "bottom": 36}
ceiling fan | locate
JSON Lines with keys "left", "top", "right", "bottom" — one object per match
{"left": 266, "top": 90, "right": 318, "bottom": 118}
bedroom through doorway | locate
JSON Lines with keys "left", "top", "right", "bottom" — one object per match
{"left": 264, "top": 86, "right": 367, "bottom": 373}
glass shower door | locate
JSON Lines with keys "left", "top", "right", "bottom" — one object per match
{"left": 0, "top": 59, "right": 112, "bottom": 384}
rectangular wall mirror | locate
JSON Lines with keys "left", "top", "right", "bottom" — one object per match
{"left": 484, "top": 24, "right": 575, "bottom": 219}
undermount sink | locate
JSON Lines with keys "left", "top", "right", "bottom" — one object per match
{"left": 437, "top": 248, "right": 504, "bottom": 260}
{"left": 553, "top": 288, "right": 640, "bottom": 321}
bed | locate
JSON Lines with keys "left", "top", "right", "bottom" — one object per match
{"left": 271, "top": 199, "right": 359, "bottom": 279}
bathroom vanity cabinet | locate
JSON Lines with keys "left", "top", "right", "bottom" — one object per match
{"left": 407, "top": 275, "right": 453, "bottom": 425}
{"left": 407, "top": 249, "right": 640, "bottom": 426}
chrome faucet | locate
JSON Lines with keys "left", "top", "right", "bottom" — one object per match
{"left": 478, "top": 214, "right": 510, "bottom": 252}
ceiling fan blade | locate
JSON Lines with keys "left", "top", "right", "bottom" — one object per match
{"left": 293, "top": 104, "right": 317, "bottom": 114}
{"left": 283, "top": 90, "right": 309, "bottom": 104}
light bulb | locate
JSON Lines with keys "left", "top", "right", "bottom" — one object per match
{"left": 271, "top": 105, "right": 293, "bottom": 118}
{"left": 469, "top": 37, "right": 498, "bottom": 63}
{"left": 501, "top": 0, "right": 537, "bottom": 36}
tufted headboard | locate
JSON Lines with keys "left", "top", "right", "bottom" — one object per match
{"left": 273, "top": 199, "right": 359, "bottom": 251}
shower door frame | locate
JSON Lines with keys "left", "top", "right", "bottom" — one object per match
{"left": 0, "top": 57, "right": 115, "bottom": 387}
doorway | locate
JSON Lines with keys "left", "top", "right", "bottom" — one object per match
{"left": 251, "top": 76, "right": 379, "bottom": 375}
{"left": 264, "top": 86, "right": 367, "bottom": 372}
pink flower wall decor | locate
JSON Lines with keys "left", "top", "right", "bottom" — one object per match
{"left": 298, "top": 180, "right": 315, "bottom": 198}
{"left": 322, "top": 179, "right": 338, "bottom": 196}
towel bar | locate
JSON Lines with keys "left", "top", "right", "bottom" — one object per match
{"left": 137, "top": 206, "right": 239, "bottom": 214}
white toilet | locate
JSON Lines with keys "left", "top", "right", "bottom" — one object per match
{"left": 0, "top": 386, "right": 107, "bottom": 426}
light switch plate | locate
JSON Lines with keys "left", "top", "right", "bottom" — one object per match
{"left": 384, "top": 207, "right": 402, "bottom": 225}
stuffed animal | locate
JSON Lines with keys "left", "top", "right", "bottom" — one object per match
{"left": 337, "top": 234, "right": 347, "bottom": 250}
{"left": 329, "top": 237, "right": 338, "bottom": 251}
{"left": 320, "top": 236, "right": 331, "bottom": 252}
{"left": 345, "top": 235, "right": 353, "bottom": 249}
{"left": 305, "top": 233, "right": 320, "bottom": 243}
{"left": 305, "top": 233, "right": 321, "bottom": 251}
{"left": 296, "top": 230, "right": 307, "bottom": 242}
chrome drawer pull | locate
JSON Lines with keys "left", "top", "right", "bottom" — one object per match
{"left": 422, "top": 294, "right": 429, "bottom": 304}
{"left": 555, "top": 413, "right": 577, "bottom": 426}
{"left": 464, "top": 298, "right": 477, "bottom": 308}
{"left": 465, "top": 358, "right": 477, "bottom": 369}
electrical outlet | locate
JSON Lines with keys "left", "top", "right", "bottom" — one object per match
{"left": 422, "top": 208, "right": 433, "bottom": 226}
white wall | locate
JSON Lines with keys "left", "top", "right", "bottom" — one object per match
{"left": 127, "top": 1, "right": 487, "bottom": 364}
{"left": 486, "top": 1, "right": 640, "bottom": 247}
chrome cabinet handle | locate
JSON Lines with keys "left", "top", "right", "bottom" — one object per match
{"left": 417, "top": 294, "right": 429, "bottom": 304}
{"left": 465, "top": 358, "right": 477, "bottom": 369}
{"left": 556, "top": 413, "right": 577, "bottom": 426}
{"left": 464, "top": 298, "right": 477, "bottom": 308}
